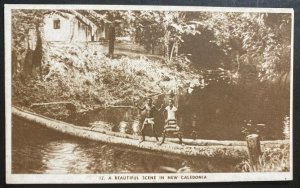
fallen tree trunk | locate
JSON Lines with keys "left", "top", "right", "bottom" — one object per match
{"left": 31, "top": 101, "right": 74, "bottom": 107}
{"left": 166, "top": 138, "right": 289, "bottom": 147}
{"left": 11, "top": 106, "right": 288, "bottom": 159}
{"left": 79, "top": 121, "right": 289, "bottom": 147}
{"left": 12, "top": 106, "right": 249, "bottom": 159}
{"left": 79, "top": 126, "right": 289, "bottom": 147}
{"left": 92, "top": 105, "right": 134, "bottom": 109}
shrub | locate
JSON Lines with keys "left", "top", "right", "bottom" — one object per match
{"left": 13, "top": 42, "right": 199, "bottom": 111}
{"left": 238, "top": 145, "right": 290, "bottom": 172}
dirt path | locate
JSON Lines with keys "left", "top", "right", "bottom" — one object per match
{"left": 99, "top": 43, "right": 164, "bottom": 60}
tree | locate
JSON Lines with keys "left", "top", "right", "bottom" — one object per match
{"left": 108, "top": 24, "right": 116, "bottom": 58}
{"left": 198, "top": 12, "right": 291, "bottom": 84}
{"left": 166, "top": 11, "right": 292, "bottom": 139}
{"left": 11, "top": 9, "right": 59, "bottom": 80}
{"left": 134, "top": 11, "right": 199, "bottom": 63}
{"left": 133, "top": 11, "right": 164, "bottom": 54}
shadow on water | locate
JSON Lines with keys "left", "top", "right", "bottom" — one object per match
{"left": 12, "top": 116, "right": 240, "bottom": 174}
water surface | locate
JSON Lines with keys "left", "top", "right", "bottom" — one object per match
{"left": 12, "top": 117, "right": 239, "bottom": 174}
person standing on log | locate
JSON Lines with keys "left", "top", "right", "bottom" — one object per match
{"left": 160, "top": 99, "right": 183, "bottom": 145}
{"left": 108, "top": 23, "right": 116, "bottom": 58}
{"left": 135, "top": 98, "right": 163, "bottom": 143}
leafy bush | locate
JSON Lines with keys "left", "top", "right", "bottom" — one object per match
{"left": 13, "top": 42, "right": 199, "bottom": 111}
{"left": 237, "top": 145, "right": 290, "bottom": 172}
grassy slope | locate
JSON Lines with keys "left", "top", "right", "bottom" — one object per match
{"left": 13, "top": 42, "right": 199, "bottom": 118}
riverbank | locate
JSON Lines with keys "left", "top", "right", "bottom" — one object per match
{"left": 12, "top": 42, "right": 199, "bottom": 120}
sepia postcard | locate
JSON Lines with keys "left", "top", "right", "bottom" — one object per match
{"left": 5, "top": 4, "right": 293, "bottom": 183}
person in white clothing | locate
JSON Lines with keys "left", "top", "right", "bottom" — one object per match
{"left": 165, "top": 104, "right": 177, "bottom": 120}
{"left": 160, "top": 99, "right": 183, "bottom": 145}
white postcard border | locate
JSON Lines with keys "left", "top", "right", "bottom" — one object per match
{"left": 5, "top": 4, "right": 294, "bottom": 184}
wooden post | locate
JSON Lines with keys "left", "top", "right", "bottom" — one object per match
{"left": 246, "top": 134, "right": 262, "bottom": 172}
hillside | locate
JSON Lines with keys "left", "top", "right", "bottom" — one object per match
{"left": 13, "top": 42, "right": 200, "bottom": 118}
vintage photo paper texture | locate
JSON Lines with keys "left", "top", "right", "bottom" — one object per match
{"left": 5, "top": 4, "right": 293, "bottom": 183}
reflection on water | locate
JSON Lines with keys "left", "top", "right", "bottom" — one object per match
{"left": 12, "top": 117, "right": 239, "bottom": 174}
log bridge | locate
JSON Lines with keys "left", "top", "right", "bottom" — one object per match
{"left": 12, "top": 106, "right": 289, "bottom": 160}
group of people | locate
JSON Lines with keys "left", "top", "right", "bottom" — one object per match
{"left": 135, "top": 98, "right": 183, "bottom": 145}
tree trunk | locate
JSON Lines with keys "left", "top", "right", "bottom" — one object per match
{"left": 246, "top": 134, "right": 262, "bottom": 172}
{"left": 108, "top": 25, "right": 116, "bottom": 58}
{"left": 12, "top": 107, "right": 287, "bottom": 159}
{"left": 31, "top": 101, "right": 75, "bottom": 107}
{"left": 169, "top": 40, "right": 177, "bottom": 63}
{"left": 12, "top": 49, "right": 18, "bottom": 77}
{"left": 164, "top": 31, "right": 170, "bottom": 63}
{"left": 151, "top": 43, "right": 155, "bottom": 54}
{"left": 235, "top": 52, "right": 240, "bottom": 83}
{"left": 13, "top": 106, "right": 249, "bottom": 159}
{"left": 32, "top": 23, "right": 43, "bottom": 80}
{"left": 23, "top": 46, "right": 34, "bottom": 79}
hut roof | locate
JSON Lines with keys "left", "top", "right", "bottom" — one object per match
{"left": 66, "top": 10, "right": 98, "bottom": 36}
{"left": 45, "top": 10, "right": 99, "bottom": 36}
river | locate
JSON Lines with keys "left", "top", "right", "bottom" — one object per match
{"left": 12, "top": 117, "right": 240, "bottom": 174}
